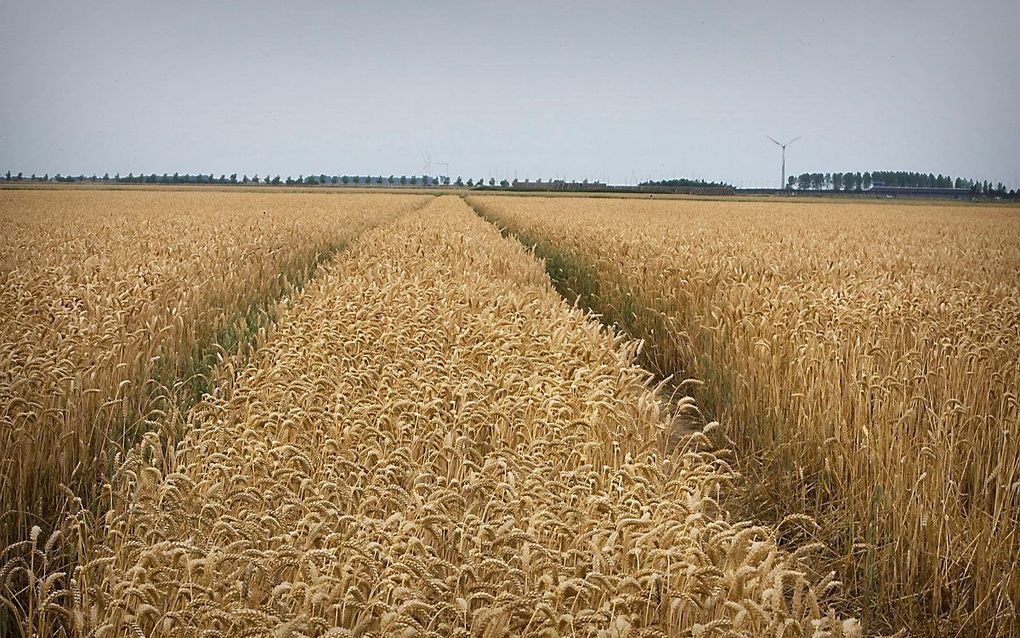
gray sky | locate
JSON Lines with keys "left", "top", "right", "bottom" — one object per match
{"left": 2, "top": 0, "right": 1018, "bottom": 187}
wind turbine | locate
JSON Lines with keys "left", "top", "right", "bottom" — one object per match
{"left": 767, "top": 135, "right": 801, "bottom": 189}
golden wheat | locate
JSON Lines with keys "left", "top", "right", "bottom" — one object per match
{"left": 0, "top": 189, "right": 428, "bottom": 634}
{"left": 469, "top": 194, "right": 1020, "bottom": 636}
{"left": 74, "top": 196, "right": 861, "bottom": 637}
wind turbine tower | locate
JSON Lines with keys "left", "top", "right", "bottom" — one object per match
{"left": 767, "top": 135, "right": 801, "bottom": 189}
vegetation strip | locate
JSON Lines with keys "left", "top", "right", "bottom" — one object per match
{"left": 148, "top": 236, "right": 351, "bottom": 438}
{"left": 467, "top": 199, "right": 672, "bottom": 368}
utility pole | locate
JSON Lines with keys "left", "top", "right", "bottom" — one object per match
{"left": 767, "top": 135, "right": 801, "bottom": 189}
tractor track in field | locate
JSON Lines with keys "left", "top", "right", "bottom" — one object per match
{"left": 462, "top": 195, "right": 709, "bottom": 450}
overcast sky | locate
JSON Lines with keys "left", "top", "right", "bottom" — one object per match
{"left": 1, "top": 0, "right": 1018, "bottom": 187}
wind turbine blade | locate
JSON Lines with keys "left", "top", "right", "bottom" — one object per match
{"left": 787, "top": 136, "right": 802, "bottom": 145}
{"left": 766, "top": 135, "right": 782, "bottom": 147}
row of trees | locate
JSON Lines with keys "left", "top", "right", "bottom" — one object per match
{"left": 0, "top": 171, "right": 537, "bottom": 189}
{"left": 0, "top": 171, "right": 453, "bottom": 186}
{"left": 788, "top": 172, "right": 871, "bottom": 191}
{"left": 787, "top": 170, "right": 1012, "bottom": 196}
{"left": 0, "top": 171, "right": 610, "bottom": 191}
{"left": 640, "top": 178, "right": 732, "bottom": 188}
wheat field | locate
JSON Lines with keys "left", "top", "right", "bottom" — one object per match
{"left": 35, "top": 195, "right": 857, "bottom": 637}
{"left": 11, "top": 187, "right": 1007, "bottom": 636}
{"left": 0, "top": 189, "right": 428, "bottom": 634}
{"left": 468, "top": 195, "right": 1020, "bottom": 636}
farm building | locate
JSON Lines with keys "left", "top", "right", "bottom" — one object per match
{"left": 868, "top": 186, "right": 972, "bottom": 199}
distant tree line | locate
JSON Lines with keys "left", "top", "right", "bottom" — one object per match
{"left": 0, "top": 171, "right": 574, "bottom": 191}
{"left": 4, "top": 169, "right": 1014, "bottom": 198}
{"left": 0, "top": 171, "right": 475, "bottom": 187}
{"left": 640, "top": 178, "right": 732, "bottom": 188}
{"left": 787, "top": 170, "right": 1014, "bottom": 196}
{"left": 2, "top": 171, "right": 732, "bottom": 191}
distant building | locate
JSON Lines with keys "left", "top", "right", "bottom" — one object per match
{"left": 512, "top": 180, "right": 608, "bottom": 192}
{"left": 638, "top": 184, "right": 735, "bottom": 196}
{"left": 734, "top": 186, "right": 973, "bottom": 200}
{"left": 868, "top": 186, "right": 972, "bottom": 199}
